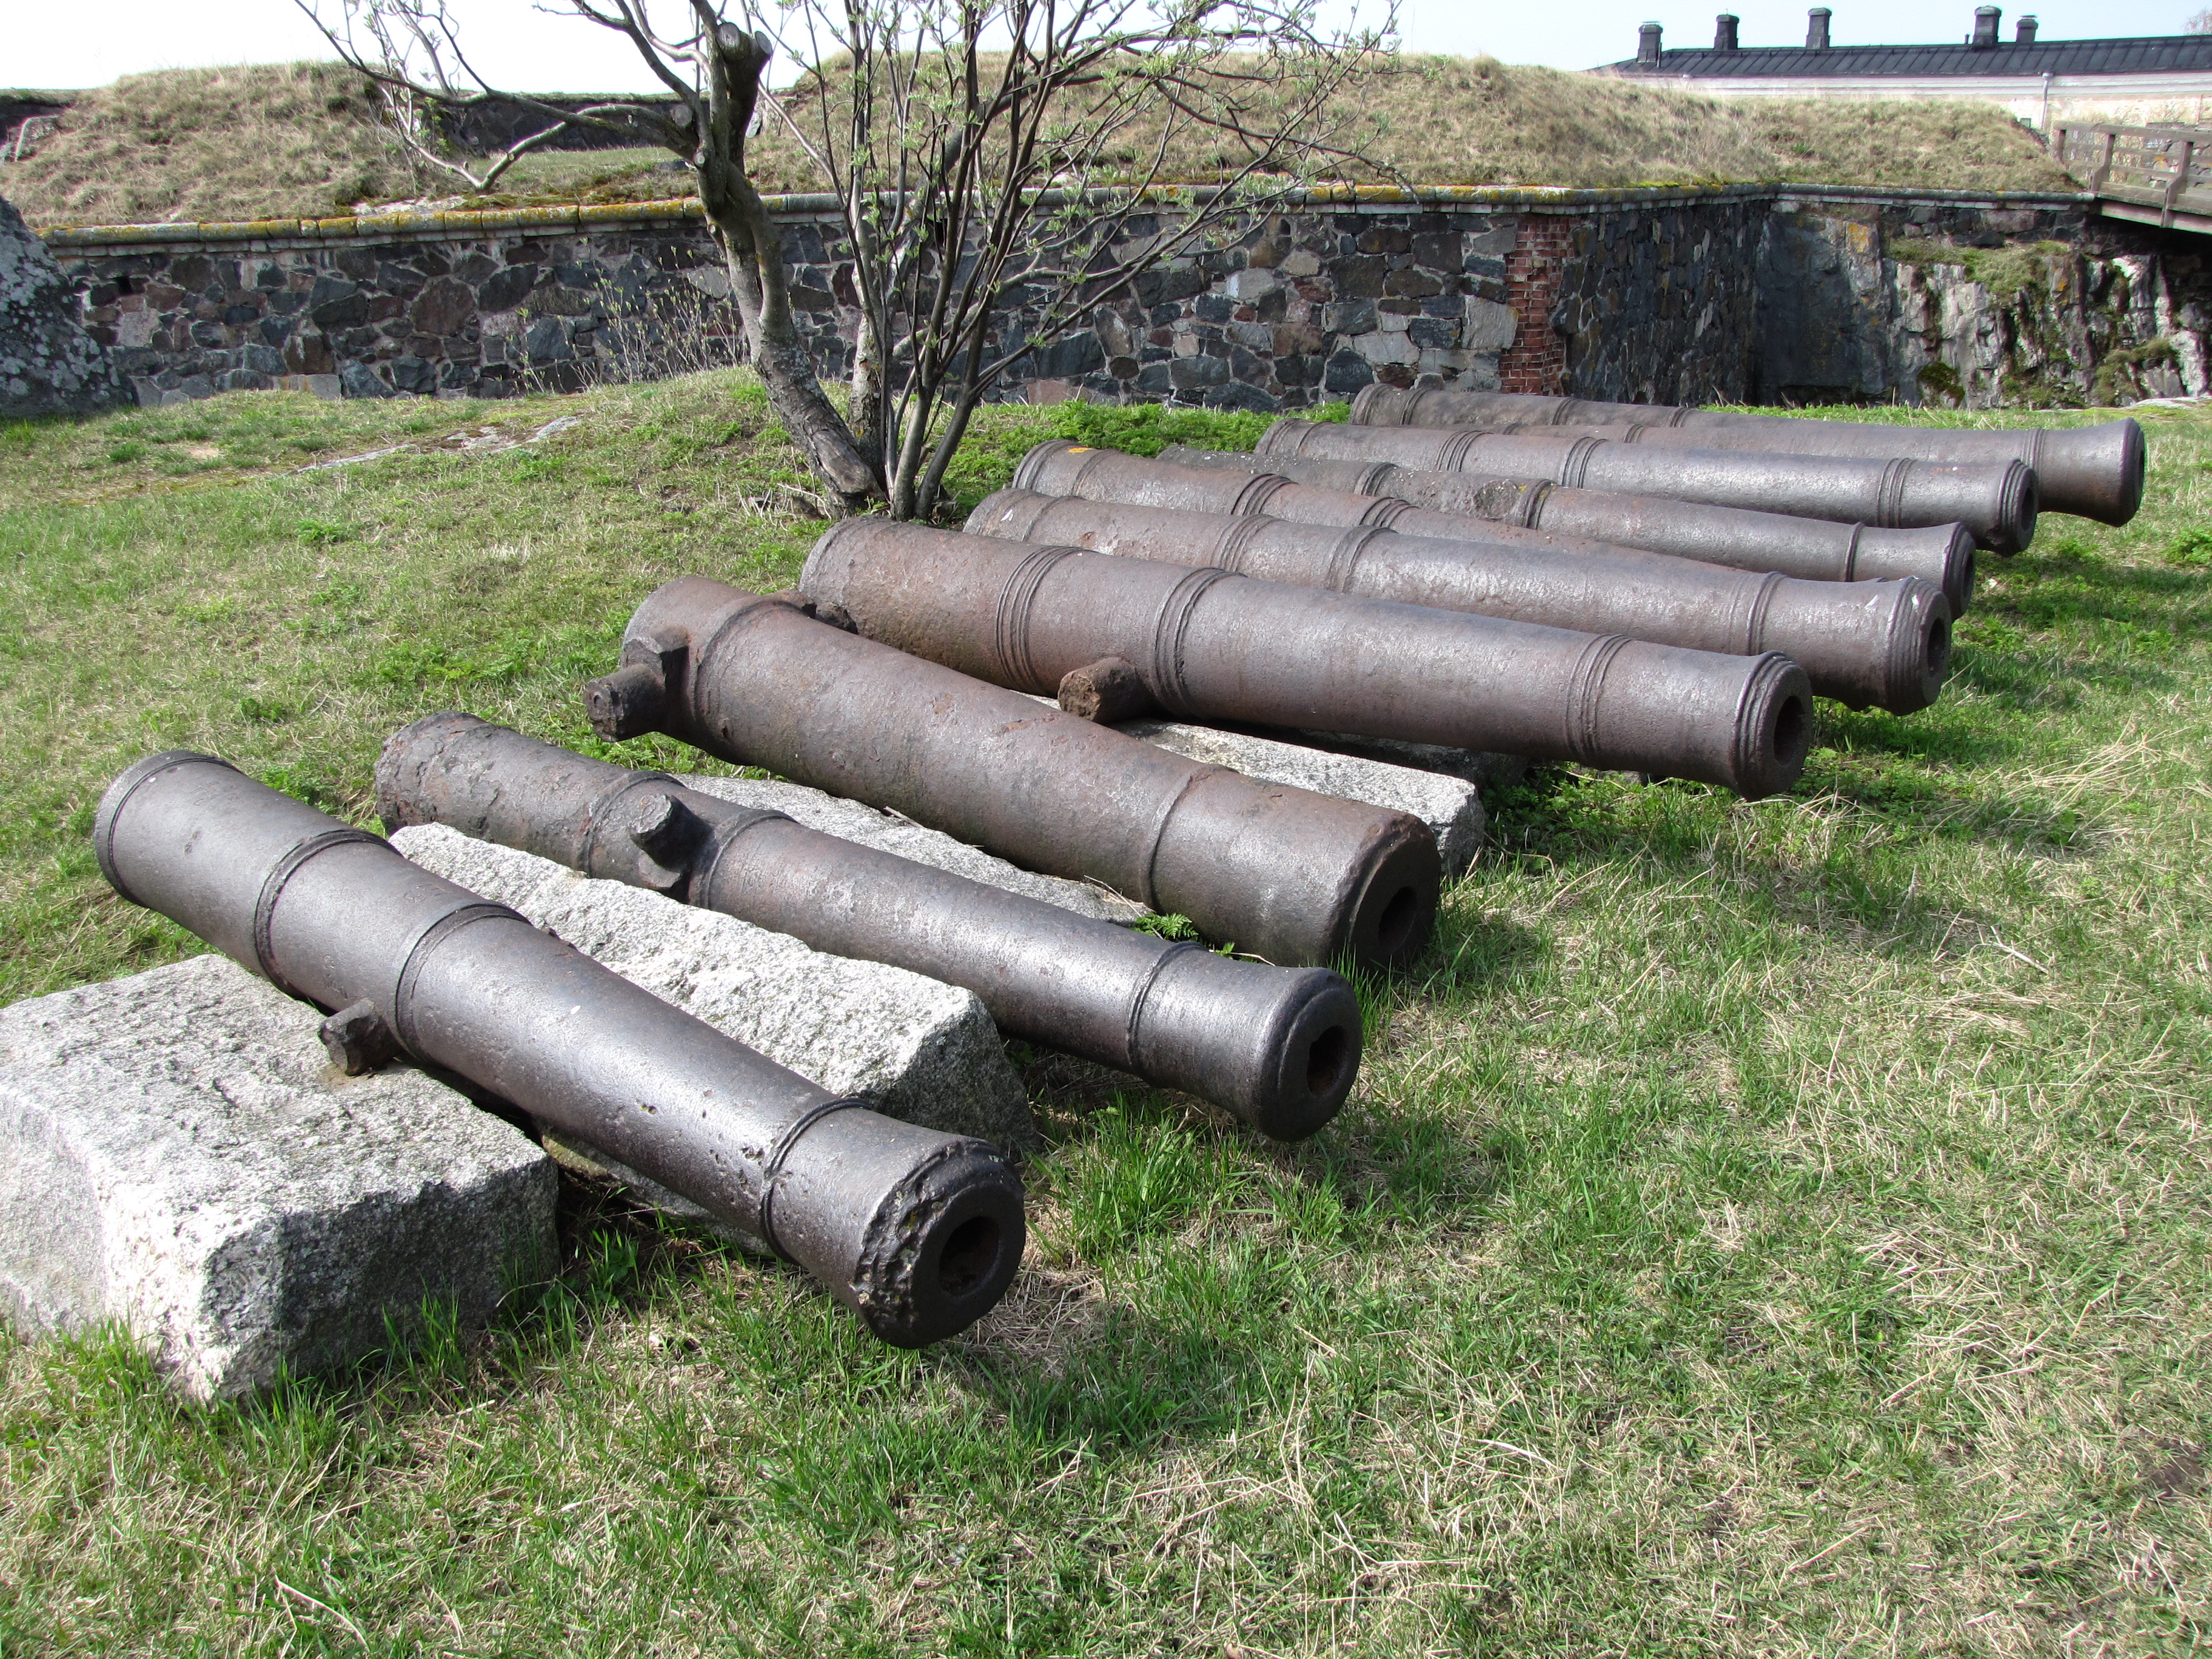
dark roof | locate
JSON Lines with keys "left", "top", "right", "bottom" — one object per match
{"left": 1598, "top": 34, "right": 2212, "bottom": 78}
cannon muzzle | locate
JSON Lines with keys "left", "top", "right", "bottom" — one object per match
{"left": 1258, "top": 418, "right": 2039, "bottom": 554}
{"left": 1151, "top": 443, "right": 1977, "bottom": 615}
{"left": 378, "top": 714, "right": 1364, "bottom": 1139}
{"left": 800, "top": 523, "right": 1814, "bottom": 799}
{"left": 970, "top": 482, "right": 1951, "bottom": 715}
{"left": 1352, "top": 387, "right": 2144, "bottom": 526}
{"left": 581, "top": 582, "right": 1439, "bottom": 970}
{"left": 93, "top": 751, "right": 1024, "bottom": 1346}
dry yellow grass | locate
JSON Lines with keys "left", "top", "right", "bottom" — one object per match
{"left": 1370, "top": 56, "right": 2076, "bottom": 191}
{"left": 3, "top": 62, "right": 420, "bottom": 228}
{"left": 3, "top": 53, "right": 2073, "bottom": 233}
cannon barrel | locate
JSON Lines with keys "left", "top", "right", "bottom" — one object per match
{"left": 1352, "top": 386, "right": 2146, "bottom": 526}
{"left": 1256, "top": 418, "right": 2039, "bottom": 554}
{"left": 377, "top": 714, "right": 1363, "bottom": 1140}
{"left": 1016, "top": 441, "right": 1640, "bottom": 558}
{"left": 93, "top": 751, "right": 1024, "bottom": 1346}
{"left": 1151, "top": 443, "right": 1977, "bottom": 615}
{"left": 800, "top": 523, "right": 1814, "bottom": 798}
{"left": 970, "top": 484, "right": 1951, "bottom": 715}
{"left": 581, "top": 581, "right": 1440, "bottom": 970}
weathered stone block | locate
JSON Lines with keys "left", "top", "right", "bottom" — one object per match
{"left": 1324, "top": 349, "right": 1375, "bottom": 392}
{"left": 390, "top": 825, "right": 1036, "bottom": 1152}
{"left": 1111, "top": 718, "right": 1486, "bottom": 873}
{"left": 1225, "top": 267, "right": 1279, "bottom": 302}
{"left": 1284, "top": 729, "right": 1530, "bottom": 795}
{"left": 1329, "top": 255, "right": 1389, "bottom": 298}
{"left": 1205, "top": 381, "right": 1279, "bottom": 414}
{"left": 1353, "top": 330, "right": 1419, "bottom": 367}
{"left": 0, "top": 955, "right": 557, "bottom": 1401}
{"left": 1410, "top": 232, "right": 1463, "bottom": 270}
{"left": 1324, "top": 298, "right": 1378, "bottom": 336}
{"left": 474, "top": 264, "right": 537, "bottom": 313}
{"left": 1170, "top": 354, "right": 1230, "bottom": 389}
{"left": 1464, "top": 297, "right": 1518, "bottom": 350}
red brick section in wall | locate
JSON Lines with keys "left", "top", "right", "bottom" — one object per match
{"left": 1498, "top": 215, "right": 1574, "bottom": 395}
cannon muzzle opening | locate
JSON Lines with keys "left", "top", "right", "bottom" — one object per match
{"left": 95, "top": 748, "right": 1026, "bottom": 1347}
{"left": 377, "top": 712, "right": 1373, "bottom": 1136}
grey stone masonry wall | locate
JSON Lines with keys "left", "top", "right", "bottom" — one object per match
{"left": 1544, "top": 195, "right": 1769, "bottom": 407}
{"left": 42, "top": 195, "right": 1535, "bottom": 411}
{"left": 39, "top": 183, "right": 2207, "bottom": 412}
{"left": 55, "top": 209, "right": 740, "bottom": 404}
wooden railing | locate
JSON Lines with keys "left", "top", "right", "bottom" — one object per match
{"left": 2052, "top": 122, "right": 2212, "bottom": 228}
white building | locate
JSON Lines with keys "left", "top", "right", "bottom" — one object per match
{"left": 1592, "top": 8, "right": 2212, "bottom": 129}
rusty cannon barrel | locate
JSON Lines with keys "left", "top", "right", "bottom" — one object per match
{"left": 1033, "top": 439, "right": 1976, "bottom": 617}
{"left": 1352, "top": 386, "right": 2147, "bottom": 526}
{"left": 1256, "top": 418, "right": 2039, "bottom": 554}
{"left": 1150, "top": 442, "right": 1977, "bottom": 616}
{"left": 378, "top": 714, "right": 1364, "bottom": 1139}
{"left": 800, "top": 523, "right": 1814, "bottom": 798}
{"left": 93, "top": 751, "right": 1024, "bottom": 1346}
{"left": 969, "top": 484, "right": 1951, "bottom": 715}
{"left": 582, "top": 581, "right": 1440, "bottom": 969}
{"left": 1016, "top": 440, "right": 1647, "bottom": 559}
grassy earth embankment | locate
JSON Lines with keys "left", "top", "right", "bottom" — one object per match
{"left": 0, "top": 378, "right": 2208, "bottom": 1654}
{"left": 3, "top": 56, "right": 2073, "bottom": 231}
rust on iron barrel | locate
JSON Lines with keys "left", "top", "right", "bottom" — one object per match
{"left": 581, "top": 581, "right": 1440, "bottom": 970}
{"left": 1148, "top": 442, "right": 1977, "bottom": 617}
{"left": 799, "top": 523, "right": 1815, "bottom": 799}
{"left": 1256, "top": 418, "right": 2039, "bottom": 555}
{"left": 378, "top": 714, "right": 1364, "bottom": 1139}
{"left": 969, "top": 481, "right": 1952, "bottom": 715}
{"left": 1351, "top": 386, "right": 2146, "bottom": 527}
{"left": 93, "top": 751, "right": 1024, "bottom": 1347}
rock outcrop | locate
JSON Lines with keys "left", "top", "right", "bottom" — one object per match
{"left": 0, "top": 191, "right": 130, "bottom": 417}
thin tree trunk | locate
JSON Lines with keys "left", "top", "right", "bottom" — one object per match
{"left": 700, "top": 26, "right": 882, "bottom": 513}
{"left": 700, "top": 173, "right": 882, "bottom": 511}
{"left": 914, "top": 384, "right": 987, "bottom": 524}
{"left": 850, "top": 304, "right": 888, "bottom": 474}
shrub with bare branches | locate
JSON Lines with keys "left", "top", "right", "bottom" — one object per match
{"left": 302, "top": 0, "right": 1394, "bottom": 517}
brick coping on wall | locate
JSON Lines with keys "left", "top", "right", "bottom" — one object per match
{"left": 40, "top": 181, "right": 2095, "bottom": 255}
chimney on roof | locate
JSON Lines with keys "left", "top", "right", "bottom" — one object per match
{"left": 1638, "top": 21, "right": 1663, "bottom": 65}
{"left": 2016, "top": 13, "right": 2037, "bottom": 41}
{"left": 1806, "top": 7, "right": 1832, "bottom": 49}
{"left": 1715, "top": 13, "right": 1741, "bottom": 49}
{"left": 1971, "top": 5, "right": 2000, "bottom": 47}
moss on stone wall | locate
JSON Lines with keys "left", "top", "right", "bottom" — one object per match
{"left": 1886, "top": 238, "right": 2074, "bottom": 303}
{"left": 1882, "top": 232, "right": 2193, "bottom": 408}
{"left": 2094, "top": 337, "right": 2178, "bottom": 407}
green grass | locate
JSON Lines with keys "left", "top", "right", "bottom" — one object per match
{"left": 2, "top": 381, "right": 2210, "bottom": 1654}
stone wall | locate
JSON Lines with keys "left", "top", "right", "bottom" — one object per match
{"left": 38, "top": 182, "right": 2212, "bottom": 414}
{"left": 1751, "top": 193, "right": 2211, "bottom": 405}
{"left": 44, "top": 194, "right": 1538, "bottom": 412}
{"left": 1544, "top": 193, "right": 1769, "bottom": 406}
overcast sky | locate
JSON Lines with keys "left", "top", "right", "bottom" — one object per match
{"left": 9, "top": 0, "right": 2205, "bottom": 92}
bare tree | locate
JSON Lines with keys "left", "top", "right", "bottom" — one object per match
{"left": 305, "top": 0, "right": 1393, "bottom": 518}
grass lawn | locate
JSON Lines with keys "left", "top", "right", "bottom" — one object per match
{"left": 1, "top": 376, "right": 2208, "bottom": 1655}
